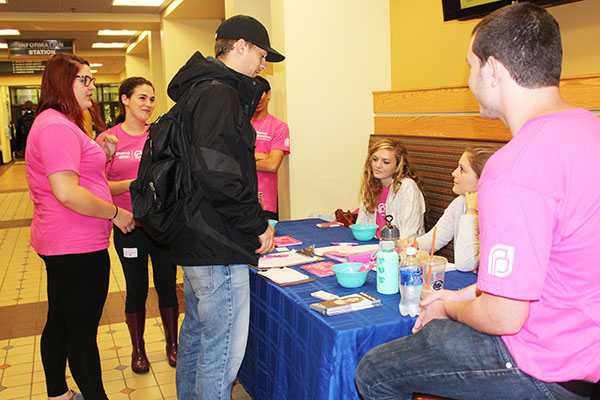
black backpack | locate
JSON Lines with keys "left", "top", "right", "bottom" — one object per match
{"left": 130, "top": 83, "right": 203, "bottom": 244}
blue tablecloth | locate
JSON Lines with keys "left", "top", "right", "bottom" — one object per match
{"left": 238, "top": 219, "right": 477, "bottom": 400}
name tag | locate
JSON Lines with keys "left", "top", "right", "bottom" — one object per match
{"left": 123, "top": 247, "right": 138, "bottom": 258}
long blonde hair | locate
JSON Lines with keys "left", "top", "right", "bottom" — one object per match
{"left": 359, "top": 138, "right": 422, "bottom": 214}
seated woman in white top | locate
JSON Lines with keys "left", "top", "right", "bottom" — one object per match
{"left": 404, "top": 146, "right": 496, "bottom": 272}
{"left": 356, "top": 138, "right": 426, "bottom": 239}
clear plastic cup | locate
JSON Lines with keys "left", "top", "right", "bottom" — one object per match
{"left": 420, "top": 255, "right": 447, "bottom": 299}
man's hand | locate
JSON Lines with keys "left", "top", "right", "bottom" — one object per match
{"left": 412, "top": 285, "right": 479, "bottom": 333}
{"left": 412, "top": 290, "right": 450, "bottom": 333}
{"left": 256, "top": 224, "right": 275, "bottom": 254}
{"left": 255, "top": 152, "right": 268, "bottom": 161}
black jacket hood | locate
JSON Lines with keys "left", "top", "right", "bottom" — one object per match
{"left": 167, "top": 51, "right": 266, "bottom": 118}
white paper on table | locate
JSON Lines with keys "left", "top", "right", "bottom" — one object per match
{"left": 314, "top": 244, "right": 379, "bottom": 257}
{"left": 257, "top": 268, "right": 310, "bottom": 285}
{"left": 257, "top": 250, "right": 321, "bottom": 269}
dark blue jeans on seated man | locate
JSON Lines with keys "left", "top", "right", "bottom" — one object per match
{"left": 354, "top": 319, "right": 588, "bottom": 400}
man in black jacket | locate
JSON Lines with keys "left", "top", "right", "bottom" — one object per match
{"left": 168, "top": 15, "right": 284, "bottom": 400}
{"left": 16, "top": 100, "right": 35, "bottom": 157}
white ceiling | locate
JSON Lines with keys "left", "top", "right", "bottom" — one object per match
{"left": 0, "top": 0, "right": 224, "bottom": 75}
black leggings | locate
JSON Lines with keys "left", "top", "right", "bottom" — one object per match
{"left": 113, "top": 227, "right": 178, "bottom": 313}
{"left": 40, "top": 250, "right": 110, "bottom": 400}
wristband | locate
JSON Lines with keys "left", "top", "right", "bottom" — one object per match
{"left": 109, "top": 205, "right": 119, "bottom": 221}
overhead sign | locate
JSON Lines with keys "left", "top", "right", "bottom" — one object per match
{"left": 8, "top": 40, "right": 74, "bottom": 59}
{"left": 0, "top": 60, "right": 46, "bottom": 75}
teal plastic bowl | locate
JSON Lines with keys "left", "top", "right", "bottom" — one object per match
{"left": 331, "top": 262, "right": 369, "bottom": 288}
{"left": 349, "top": 223, "right": 378, "bottom": 241}
{"left": 268, "top": 219, "right": 278, "bottom": 228}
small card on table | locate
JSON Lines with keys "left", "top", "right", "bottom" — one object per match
{"left": 301, "top": 261, "right": 336, "bottom": 277}
{"left": 274, "top": 235, "right": 302, "bottom": 247}
{"left": 310, "top": 292, "right": 382, "bottom": 316}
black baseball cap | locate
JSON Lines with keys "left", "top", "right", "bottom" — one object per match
{"left": 216, "top": 15, "right": 285, "bottom": 63}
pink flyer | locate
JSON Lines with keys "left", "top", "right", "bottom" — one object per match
{"left": 301, "top": 261, "right": 336, "bottom": 277}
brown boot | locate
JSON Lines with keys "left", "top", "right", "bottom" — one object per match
{"left": 159, "top": 306, "right": 179, "bottom": 367}
{"left": 125, "top": 311, "right": 150, "bottom": 374}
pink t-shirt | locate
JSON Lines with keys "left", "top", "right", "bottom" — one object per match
{"left": 25, "top": 109, "right": 112, "bottom": 256}
{"left": 477, "top": 108, "right": 600, "bottom": 382}
{"left": 97, "top": 124, "right": 147, "bottom": 212}
{"left": 375, "top": 185, "right": 391, "bottom": 239}
{"left": 252, "top": 114, "right": 290, "bottom": 214}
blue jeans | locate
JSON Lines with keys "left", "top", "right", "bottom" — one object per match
{"left": 176, "top": 264, "right": 250, "bottom": 400}
{"left": 355, "top": 319, "right": 588, "bottom": 400}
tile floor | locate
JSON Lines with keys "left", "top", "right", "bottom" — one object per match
{"left": 0, "top": 161, "right": 251, "bottom": 399}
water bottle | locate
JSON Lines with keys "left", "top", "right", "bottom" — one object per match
{"left": 380, "top": 214, "right": 400, "bottom": 250}
{"left": 376, "top": 240, "right": 399, "bottom": 294}
{"left": 399, "top": 246, "right": 423, "bottom": 317}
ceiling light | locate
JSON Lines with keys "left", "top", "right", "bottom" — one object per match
{"left": 90, "top": 63, "right": 103, "bottom": 67}
{"left": 0, "top": 43, "right": 7, "bottom": 49}
{"left": 98, "top": 30, "right": 138, "bottom": 36}
{"left": 90, "top": 70, "right": 98, "bottom": 73}
{"left": 92, "top": 42, "right": 127, "bottom": 49}
{"left": 0, "top": 1, "right": 6, "bottom": 4}
{"left": 113, "top": 0, "right": 164, "bottom": 6}
{"left": 0, "top": 29, "right": 20, "bottom": 35}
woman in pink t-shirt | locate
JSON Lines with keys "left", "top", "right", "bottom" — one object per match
{"left": 97, "top": 77, "right": 179, "bottom": 374}
{"left": 25, "top": 54, "right": 135, "bottom": 400}
{"left": 356, "top": 138, "right": 426, "bottom": 239}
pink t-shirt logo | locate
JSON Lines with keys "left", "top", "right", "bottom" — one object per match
{"left": 134, "top": 150, "right": 142, "bottom": 159}
{"left": 488, "top": 244, "right": 515, "bottom": 278}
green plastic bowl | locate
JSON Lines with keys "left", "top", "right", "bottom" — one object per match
{"left": 331, "top": 262, "right": 369, "bottom": 288}
{"left": 349, "top": 223, "right": 378, "bottom": 241}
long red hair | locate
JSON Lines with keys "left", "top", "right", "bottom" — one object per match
{"left": 37, "top": 53, "right": 104, "bottom": 132}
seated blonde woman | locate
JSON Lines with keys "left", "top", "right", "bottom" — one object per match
{"left": 356, "top": 138, "right": 425, "bottom": 239}
{"left": 403, "top": 146, "right": 496, "bottom": 272}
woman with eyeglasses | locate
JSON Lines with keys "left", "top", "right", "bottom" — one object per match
{"left": 96, "top": 77, "right": 179, "bottom": 374}
{"left": 25, "top": 53, "right": 135, "bottom": 400}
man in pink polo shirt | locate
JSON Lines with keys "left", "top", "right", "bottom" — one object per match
{"left": 355, "top": 3, "right": 600, "bottom": 399}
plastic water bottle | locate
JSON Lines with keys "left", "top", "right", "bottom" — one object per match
{"left": 399, "top": 247, "right": 423, "bottom": 317}
{"left": 376, "top": 240, "right": 399, "bottom": 294}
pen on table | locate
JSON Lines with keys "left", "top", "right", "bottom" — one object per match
{"left": 331, "top": 242, "right": 359, "bottom": 246}
{"left": 261, "top": 254, "right": 290, "bottom": 259}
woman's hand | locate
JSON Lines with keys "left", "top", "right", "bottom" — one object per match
{"left": 97, "top": 133, "right": 118, "bottom": 162}
{"left": 400, "top": 237, "right": 418, "bottom": 251}
{"left": 112, "top": 207, "right": 135, "bottom": 234}
{"left": 465, "top": 191, "right": 478, "bottom": 213}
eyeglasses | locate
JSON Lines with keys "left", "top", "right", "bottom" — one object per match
{"left": 75, "top": 75, "right": 96, "bottom": 87}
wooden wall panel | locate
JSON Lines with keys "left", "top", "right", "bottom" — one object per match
{"left": 373, "top": 74, "right": 600, "bottom": 115}
{"left": 373, "top": 86, "right": 478, "bottom": 114}
{"left": 374, "top": 115, "right": 512, "bottom": 141}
